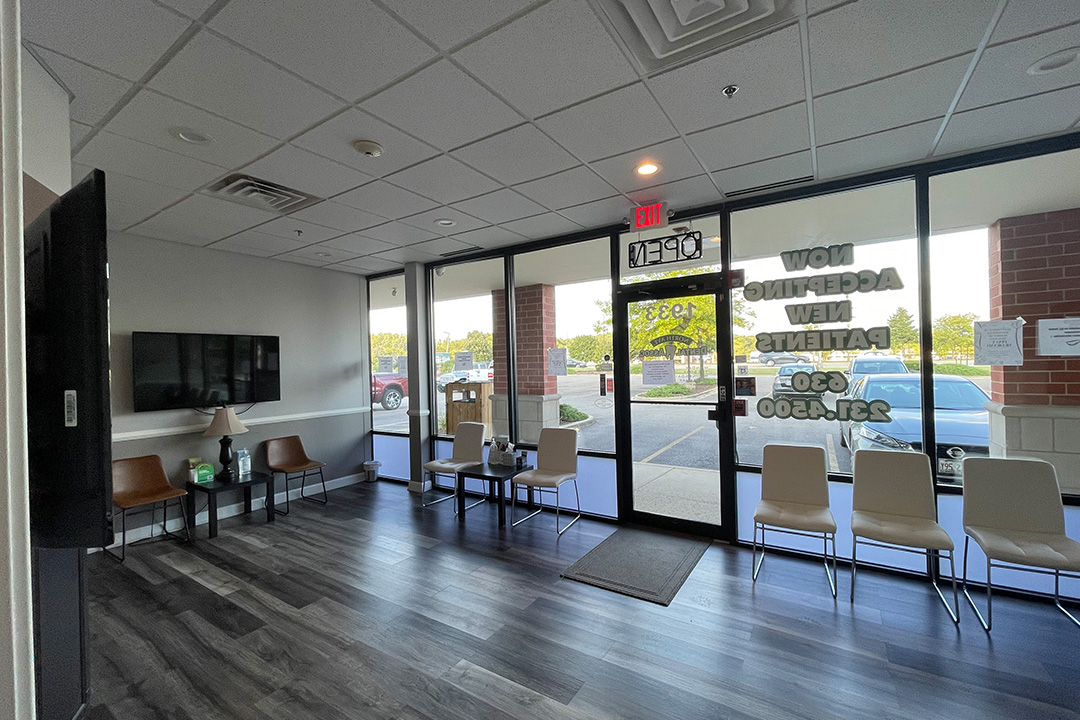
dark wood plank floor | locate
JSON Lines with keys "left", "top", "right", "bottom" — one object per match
{"left": 84, "top": 482, "right": 1080, "bottom": 720}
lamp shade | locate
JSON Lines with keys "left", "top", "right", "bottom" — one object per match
{"left": 202, "top": 406, "right": 249, "bottom": 438}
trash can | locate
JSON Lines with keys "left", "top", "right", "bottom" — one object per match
{"left": 362, "top": 460, "right": 381, "bottom": 483}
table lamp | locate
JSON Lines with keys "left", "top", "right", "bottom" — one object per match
{"left": 203, "top": 406, "right": 248, "bottom": 482}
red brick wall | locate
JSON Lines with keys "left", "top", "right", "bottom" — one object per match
{"left": 492, "top": 284, "right": 557, "bottom": 396}
{"left": 989, "top": 207, "right": 1080, "bottom": 406}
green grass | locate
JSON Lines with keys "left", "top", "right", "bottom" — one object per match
{"left": 904, "top": 360, "right": 990, "bottom": 376}
{"left": 559, "top": 403, "right": 588, "bottom": 422}
{"left": 641, "top": 383, "right": 695, "bottom": 397}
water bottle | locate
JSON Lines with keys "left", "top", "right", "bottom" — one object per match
{"left": 237, "top": 449, "right": 251, "bottom": 476}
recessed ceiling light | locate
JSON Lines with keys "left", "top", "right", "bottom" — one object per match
{"left": 721, "top": 84, "right": 739, "bottom": 98}
{"left": 636, "top": 162, "right": 659, "bottom": 176}
{"left": 170, "top": 127, "right": 213, "bottom": 144}
{"left": 434, "top": 218, "right": 457, "bottom": 227}
{"left": 1028, "top": 48, "right": 1080, "bottom": 75}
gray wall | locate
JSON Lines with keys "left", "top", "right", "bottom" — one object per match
{"left": 108, "top": 232, "right": 371, "bottom": 529}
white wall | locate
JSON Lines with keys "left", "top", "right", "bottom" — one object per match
{"left": 108, "top": 232, "right": 367, "bottom": 436}
{"left": 20, "top": 47, "right": 69, "bottom": 195}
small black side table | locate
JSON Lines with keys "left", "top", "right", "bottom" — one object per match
{"left": 185, "top": 471, "right": 275, "bottom": 539}
{"left": 456, "top": 462, "right": 534, "bottom": 527}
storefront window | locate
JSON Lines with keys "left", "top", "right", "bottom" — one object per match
{"left": 431, "top": 258, "right": 505, "bottom": 439}
{"left": 729, "top": 180, "right": 921, "bottom": 475}
{"left": 511, "top": 238, "right": 613, "bottom": 451}
{"left": 619, "top": 214, "right": 722, "bottom": 284}
{"left": 368, "top": 274, "right": 408, "bottom": 433}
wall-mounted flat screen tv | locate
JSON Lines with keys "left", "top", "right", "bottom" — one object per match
{"left": 132, "top": 332, "right": 280, "bottom": 412}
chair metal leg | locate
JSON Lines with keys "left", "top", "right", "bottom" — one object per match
{"left": 850, "top": 537, "right": 858, "bottom": 602}
{"left": 510, "top": 482, "right": 542, "bottom": 527}
{"left": 751, "top": 523, "right": 765, "bottom": 582}
{"left": 1054, "top": 571, "right": 1080, "bottom": 627}
{"left": 103, "top": 508, "right": 127, "bottom": 562}
{"left": 962, "top": 536, "right": 993, "bottom": 632}
{"left": 301, "top": 467, "right": 328, "bottom": 505}
{"left": 928, "top": 549, "right": 960, "bottom": 624}
{"left": 556, "top": 479, "right": 581, "bottom": 536}
{"left": 421, "top": 472, "right": 456, "bottom": 507}
{"left": 274, "top": 471, "right": 290, "bottom": 516}
{"left": 826, "top": 532, "right": 837, "bottom": 599}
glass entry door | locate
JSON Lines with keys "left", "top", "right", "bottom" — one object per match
{"left": 616, "top": 280, "right": 736, "bottom": 539}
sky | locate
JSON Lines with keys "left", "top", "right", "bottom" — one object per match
{"left": 368, "top": 228, "right": 991, "bottom": 343}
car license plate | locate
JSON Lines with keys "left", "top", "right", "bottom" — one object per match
{"left": 938, "top": 459, "right": 962, "bottom": 476}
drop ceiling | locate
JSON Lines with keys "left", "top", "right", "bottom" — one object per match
{"left": 21, "top": 0, "right": 1080, "bottom": 277}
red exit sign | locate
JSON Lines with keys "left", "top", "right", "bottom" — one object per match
{"left": 634, "top": 202, "right": 668, "bottom": 230}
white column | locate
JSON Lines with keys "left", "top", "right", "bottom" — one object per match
{"left": 0, "top": 0, "right": 37, "bottom": 715}
{"left": 404, "top": 262, "right": 432, "bottom": 491}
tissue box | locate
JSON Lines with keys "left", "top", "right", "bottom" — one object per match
{"left": 488, "top": 449, "right": 516, "bottom": 466}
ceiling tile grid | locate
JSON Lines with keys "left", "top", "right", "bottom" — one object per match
{"left": 557, "top": 195, "right": 635, "bottom": 228}
{"left": 74, "top": 130, "right": 226, "bottom": 191}
{"left": 210, "top": 228, "right": 310, "bottom": 255}
{"left": 31, "top": 46, "right": 133, "bottom": 126}
{"left": 358, "top": 221, "right": 440, "bottom": 247}
{"left": 512, "top": 165, "right": 621, "bottom": 211}
{"left": 291, "top": 108, "right": 440, "bottom": 178}
{"left": 988, "top": 0, "right": 1080, "bottom": 45}
{"left": 399, "top": 207, "right": 489, "bottom": 235}
{"left": 450, "top": 188, "right": 548, "bottom": 225}
{"left": 817, "top": 118, "right": 940, "bottom": 179}
{"left": 453, "top": 0, "right": 639, "bottom": 119}
{"left": 129, "top": 194, "right": 277, "bottom": 246}
{"left": 686, "top": 102, "right": 810, "bottom": 171}
{"left": 239, "top": 144, "right": 373, "bottom": 200}
{"left": 334, "top": 255, "right": 404, "bottom": 273}
{"left": 590, "top": 138, "right": 706, "bottom": 194}
{"left": 332, "top": 180, "right": 440, "bottom": 219}
{"left": 384, "top": 155, "right": 502, "bottom": 205}
{"left": 450, "top": 124, "right": 580, "bottom": 186}
{"left": 627, "top": 174, "right": 720, "bottom": 208}
{"left": 317, "top": 233, "right": 400, "bottom": 256}
{"left": 379, "top": 0, "right": 534, "bottom": 51}
{"left": 286, "top": 201, "right": 386, "bottom": 234}
{"left": 937, "top": 85, "right": 1080, "bottom": 157}
{"left": 251, "top": 216, "right": 344, "bottom": 245}
{"left": 499, "top": 212, "right": 584, "bottom": 240}
{"left": 447, "top": 225, "right": 528, "bottom": 249}
{"left": 712, "top": 150, "right": 813, "bottom": 195}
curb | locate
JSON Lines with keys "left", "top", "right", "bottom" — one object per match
{"left": 633, "top": 385, "right": 717, "bottom": 401}
{"left": 561, "top": 414, "right": 596, "bottom": 430}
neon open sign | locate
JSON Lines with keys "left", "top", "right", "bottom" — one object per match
{"left": 627, "top": 230, "right": 702, "bottom": 269}
{"left": 634, "top": 202, "right": 668, "bottom": 230}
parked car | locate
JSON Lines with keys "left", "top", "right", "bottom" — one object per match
{"left": 371, "top": 373, "right": 408, "bottom": 410}
{"left": 436, "top": 371, "right": 469, "bottom": 392}
{"left": 839, "top": 373, "right": 990, "bottom": 482}
{"left": 771, "top": 363, "right": 819, "bottom": 397}
{"left": 758, "top": 351, "right": 811, "bottom": 366}
{"left": 846, "top": 354, "right": 908, "bottom": 385}
{"left": 566, "top": 356, "right": 588, "bottom": 368}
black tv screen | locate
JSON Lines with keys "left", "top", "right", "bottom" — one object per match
{"left": 25, "top": 169, "right": 113, "bottom": 548}
{"left": 132, "top": 332, "right": 280, "bottom": 412}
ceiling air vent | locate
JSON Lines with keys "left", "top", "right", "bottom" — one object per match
{"left": 205, "top": 174, "right": 323, "bottom": 214}
{"left": 589, "top": 0, "right": 803, "bottom": 74}
{"left": 724, "top": 174, "right": 813, "bottom": 198}
{"left": 439, "top": 245, "right": 482, "bottom": 258}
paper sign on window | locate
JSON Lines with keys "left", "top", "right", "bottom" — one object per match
{"left": 454, "top": 351, "right": 474, "bottom": 371}
{"left": 642, "top": 359, "right": 675, "bottom": 386}
{"left": 548, "top": 347, "right": 568, "bottom": 376}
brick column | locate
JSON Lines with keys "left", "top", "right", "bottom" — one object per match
{"left": 491, "top": 284, "right": 561, "bottom": 443}
{"left": 987, "top": 207, "right": 1080, "bottom": 492}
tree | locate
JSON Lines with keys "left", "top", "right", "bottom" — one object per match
{"left": 561, "top": 334, "right": 612, "bottom": 363}
{"left": 369, "top": 332, "right": 407, "bottom": 369}
{"left": 455, "top": 330, "right": 493, "bottom": 362}
{"left": 888, "top": 307, "right": 918, "bottom": 356}
{"left": 933, "top": 313, "right": 978, "bottom": 361}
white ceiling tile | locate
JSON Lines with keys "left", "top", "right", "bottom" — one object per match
{"left": 448, "top": 225, "right": 528, "bottom": 249}
{"left": 591, "top": 138, "right": 705, "bottom": 194}
{"left": 276, "top": 254, "right": 335, "bottom": 267}
{"left": 557, "top": 196, "right": 635, "bottom": 228}
{"left": 71, "top": 121, "right": 92, "bottom": 148}
{"left": 287, "top": 201, "right": 385, "bottom": 233}
{"left": 99, "top": 169, "right": 189, "bottom": 224}
{"left": 212, "top": 228, "right": 308, "bottom": 254}
{"left": 210, "top": 0, "right": 435, "bottom": 101}
{"left": 809, "top": 0, "right": 999, "bottom": 94}
{"left": 649, "top": 25, "right": 806, "bottom": 135}
{"left": 451, "top": 189, "right": 548, "bottom": 225}
{"left": 408, "top": 237, "right": 479, "bottom": 258}
{"left": 814, "top": 54, "right": 972, "bottom": 145}
{"left": 818, "top": 119, "right": 939, "bottom": 178}
{"left": 108, "top": 202, "right": 160, "bottom": 231}
{"left": 149, "top": 31, "right": 344, "bottom": 139}
{"left": 336, "top": 255, "right": 403, "bottom": 273}
{"left": 712, "top": 151, "right": 813, "bottom": 194}
{"left": 281, "top": 245, "right": 361, "bottom": 264}
{"left": 21, "top": 0, "right": 190, "bottom": 80}
{"left": 31, "top": 46, "right": 132, "bottom": 126}
{"left": 938, "top": 85, "right": 1080, "bottom": 157}
{"left": 627, "top": 174, "right": 721, "bottom": 209}
{"left": 454, "top": 0, "right": 638, "bottom": 118}
{"left": 451, "top": 124, "right": 579, "bottom": 186}
{"left": 536, "top": 83, "right": 678, "bottom": 162}
{"left": 499, "top": 212, "right": 584, "bottom": 239}
{"left": 292, "top": 108, "right": 440, "bottom": 178}
{"left": 958, "top": 24, "right": 1080, "bottom": 112}
{"left": 358, "top": 221, "right": 440, "bottom": 246}
{"left": 333, "top": 180, "right": 439, "bottom": 218}
{"left": 361, "top": 60, "right": 522, "bottom": 150}
{"left": 381, "top": 0, "right": 532, "bottom": 50}
{"left": 318, "top": 234, "right": 399, "bottom": 256}
{"left": 106, "top": 89, "right": 278, "bottom": 168}
{"left": 74, "top": 130, "right": 225, "bottom": 191}
{"left": 686, "top": 103, "right": 810, "bottom": 171}
{"left": 513, "top": 165, "right": 619, "bottom": 210}
{"left": 399, "top": 207, "right": 489, "bottom": 234}
{"left": 385, "top": 155, "right": 501, "bottom": 204}
{"left": 241, "top": 145, "right": 372, "bottom": 199}
{"left": 130, "top": 194, "right": 277, "bottom": 245}
{"left": 371, "top": 246, "right": 442, "bottom": 264}
{"left": 989, "top": 0, "right": 1080, "bottom": 44}
{"left": 156, "top": 0, "right": 215, "bottom": 19}
{"left": 207, "top": 240, "right": 281, "bottom": 258}
{"left": 251, "top": 216, "right": 343, "bottom": 244}
{"left": 807, "top": 0, "right": 848, "bottom": 13}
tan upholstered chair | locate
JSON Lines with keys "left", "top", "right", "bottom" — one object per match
{"left": 106, "top": 455, "right": 190, "bottom": 562}
{"left": 510, "top": 427, "right": 580, "bottom": 536}
{"left": 851, "top": 449, "right": 958, "bottom": 621}
{"left": 753, "top": 444, "right": 837, "bottom": 597}
{"left": 265, "top": 435, "right": 327, "bottom": 516}
{"left": 962, "top": 457, "right": 1080, "bottom": 631}
{"left": 421, "top": 421, "right": 486, "bottom": 510}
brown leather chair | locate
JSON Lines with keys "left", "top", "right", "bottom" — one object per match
{"left": 265, "top": 435, "right": 327, "bottom": 515}
{"left": 106, "top": 455, "right": 190, "bottom": 562}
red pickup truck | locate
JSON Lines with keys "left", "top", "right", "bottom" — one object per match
{"left": 372, "top": 373, "right": 408, "bottom": 410}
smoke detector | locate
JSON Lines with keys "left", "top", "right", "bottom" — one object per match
{"left": 353, "top": 140, "right": 384, "bottom": 157}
